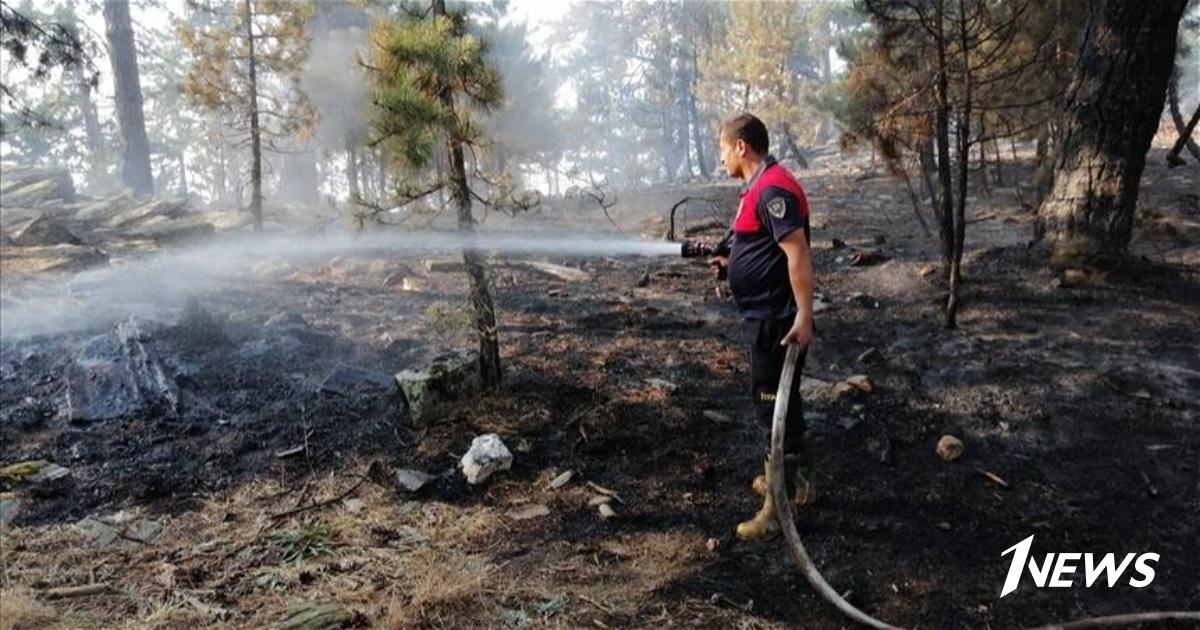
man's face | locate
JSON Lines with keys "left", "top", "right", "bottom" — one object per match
{"left": 718, "top": 132, "right": 745, "bottom": 179}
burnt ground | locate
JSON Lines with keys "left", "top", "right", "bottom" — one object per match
{"left": 1, "top": 148, "right": 1198, "bottom": 629}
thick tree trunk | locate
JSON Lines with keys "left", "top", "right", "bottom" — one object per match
{"left": 244, "top": 0, "right": 263, "bottom": 231}
{"left": 73, "top": 60, "right": 103, "bottom": 188}
{"left": 103, "top": 0, "right": 153, "bottom": 197}
{"left": 1034, "top": 0, "right": 1189, "bottom": 265}
{"left": 433, "top": 0, "right": 501, "bottom": 390}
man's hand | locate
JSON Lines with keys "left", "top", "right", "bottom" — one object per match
{"left": 781, "top": 314, "right": 813, "bottom": 348}
{"left": 706, "top": 255, "right": 728, "bottom": 279}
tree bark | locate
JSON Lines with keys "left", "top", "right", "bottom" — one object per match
{"left": 434, "top": 0, "right": 502, "bottom": 390}
{"left": 244, "top": 0, "right": 263, "bottom": 231}
{"left": 1034, "top": 0, "right": 1189, "bottom": 265}
{"left": 103, "top": 0, "right": 154, "bottom": 197}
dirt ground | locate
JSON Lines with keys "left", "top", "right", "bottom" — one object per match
{"left": 1, "top": 147, "right": 1198, "bottom": 629}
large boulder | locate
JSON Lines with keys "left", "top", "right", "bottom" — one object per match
{"left": 395, "top": 350, "right": 482, "bottom": 426}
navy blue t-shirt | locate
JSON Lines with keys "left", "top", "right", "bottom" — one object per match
{"left": 722, "top": 162, "right": 809, "bottom": 320}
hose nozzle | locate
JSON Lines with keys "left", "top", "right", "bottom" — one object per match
{"left": 680, "top": 239, "right": 715, "bottom": 258}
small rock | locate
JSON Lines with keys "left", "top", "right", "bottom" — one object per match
{"left": 645, "top": 378, "right": 678, "bottom": 393}
{"left": 75, "top": 518, "right": 121, "bottom": 547}
{"left": 830, "top": 238, "right": 847, "bottom": 250}
{"left": 597, "top": 503, "right": 617, "bottom": 520}
{"left": 917, "top": 264, "right": 937, "bottom": 278}
{"left": 460, "top": 433, "right": 513, "bottom": 485}
{"left": 936, "top": 521, "right": 952, "bottom": 531}
{"left": 395, "top": 468, "right": 437, "bottom": 492}
{"left": 130, "top": 519, "right": 162, "bottom": 543}
{"left": 423, "top": 259, "right": 465, "bottom": 273}
{"left": 0, "top": 495, "right": 22, "bottom": 525}
{"left": 702, "top": 410, "right": 733, "bottom": 425}
{"left": 271, "top": 601, "right": 352, "bottom": 630}
{"left": 635, "top": 270, "right": 650, "bottom": 287}
{"left": 849, "top": 250, "right": 889, "bottom": 267}
{"left": 812, "top": 294, "right": 834, "bottom": 313}
{"left": 506, "top": 503, "right": 550, "bottom": 521}
{"left": 0, "top": 460, "right": 71, "bottom": 484}
{"left": 547, "top": 470, "right": 574, "bottom": 490}
{"left": 705, "top": 537, "right": 720, "bottom": 552}
{"left": 587, "top": 495, "right": 612, "bottom": 507}
{"left": 936, "top": 435, "right": 964, "bottom": 462}
{"left": 343, "top": 498, "right": 366, "bottom": 514}
{"left": 847, "top": 293, "right": 880, "bottom": 309}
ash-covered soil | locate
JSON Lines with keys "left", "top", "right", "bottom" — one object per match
{"left": 1, "top": 150, "right": 1197, "bottom": 629}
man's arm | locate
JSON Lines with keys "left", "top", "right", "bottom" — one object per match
{"left": 778, "top": 229, "right": 814, "bottom": 348}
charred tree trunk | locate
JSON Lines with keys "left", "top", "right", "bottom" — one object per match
{"left": 779, "top": 124, "right": 809, "bottom": 169}
{"left": 1034, "top": 0, "right": 1189, "bottom": 265}
{"left": 244, "top": 0, "right": 263, "bottom": 231}
{"left": 103, "top": 0, "right": 153, "bottom": 197}
{"left": 933, "top": 1, "right": 955, "bottom": 277}
{"left": 947, "top": 0, "right": 971, "bottom": 331}
{"left": 433, "top": 0, "right": 502, "bottom": 390}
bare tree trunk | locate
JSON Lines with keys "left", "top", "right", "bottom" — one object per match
{"left": 1035, "top": 0, "right": 1189, "bottom": 265}
{"left": 947, "top": 0, "right": 971, "bottom": 330}
{"left": 434, "top": 0, "right": 501, "bottom": 390}
{"left": 933, "top": 0, "right": 955, "bottom": 278}
{"left": 779, "top": 123, "right": 809, "bottom": 169}
{"left": 73, "top": 60, "right": 103, "bottom": 188}
{"left": 103, "top": 0, "right": 153, "bottom": 197}
{"left": 1166, "top": 71, "right": 1200, "bottom": 165}
{"left": 346, "top": 142, "right": 359, "bottom": 200}
{"left": 178, "top": 153, "right": 188, "bottom": 196}
{"left": 244, "top": 0, "right": 263, "bottom": 231}
{"left": 688, "top": 49, "right": 711, "bottom": 178}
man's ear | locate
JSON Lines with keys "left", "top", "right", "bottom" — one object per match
{"left": 735, "top": 138, "right": 747, "bottom": 157}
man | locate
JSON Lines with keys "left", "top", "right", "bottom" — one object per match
{"left": 707, "top": 113, "right": 815, "bottom": 542}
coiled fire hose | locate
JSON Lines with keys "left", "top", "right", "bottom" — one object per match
{"left": 767, "top": 343, "right": 1200, "bottom": 630}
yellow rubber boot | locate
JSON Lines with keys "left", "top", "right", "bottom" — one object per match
{"left": 751, "top": 469, "right": 816, "bottom": 507}
{"left": 735, "top": 488, "right": 778, "bottom": 541}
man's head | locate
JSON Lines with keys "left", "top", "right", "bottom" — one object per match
{"left": 719, "top": 113, "right": 769, "bottom": 180}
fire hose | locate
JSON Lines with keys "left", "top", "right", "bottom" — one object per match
{"left": 766, "top": 343, "right": 1200, "bottom": 630}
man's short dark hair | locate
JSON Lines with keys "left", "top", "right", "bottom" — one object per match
{"left": 720, "top": 113, "right": 769, "bottom": 156}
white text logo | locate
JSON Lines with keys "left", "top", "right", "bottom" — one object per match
{"left": 999, "top": 535, "right": 1158, "bottom": 597}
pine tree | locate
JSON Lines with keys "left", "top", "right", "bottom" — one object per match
{"left": 366, "top": 0, "right": 533, "bottom": 390}
{"left": 180, "top": 0, "right": 315, "bottom": 230}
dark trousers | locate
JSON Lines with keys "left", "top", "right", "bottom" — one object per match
{"left": 742, "top": 317, "right": 807, "bottom": 464}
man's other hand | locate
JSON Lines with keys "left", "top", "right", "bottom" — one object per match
{"left": 781, "top": 315, "right": 813, "bottom": 349}
{"left": 706, "top": 255, "right": 728, "bottom": 279}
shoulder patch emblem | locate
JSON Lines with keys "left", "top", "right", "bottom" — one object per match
{"left": 767, "top": 196, "right": 787, "bottom": 219}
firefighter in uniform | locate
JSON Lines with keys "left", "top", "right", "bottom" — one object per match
{"left": 707, "top": 113, "right": 816, "bottom": 541}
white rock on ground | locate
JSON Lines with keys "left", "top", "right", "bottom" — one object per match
{"left": 460, "top": 433, "right": 513, "bottom": 485}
